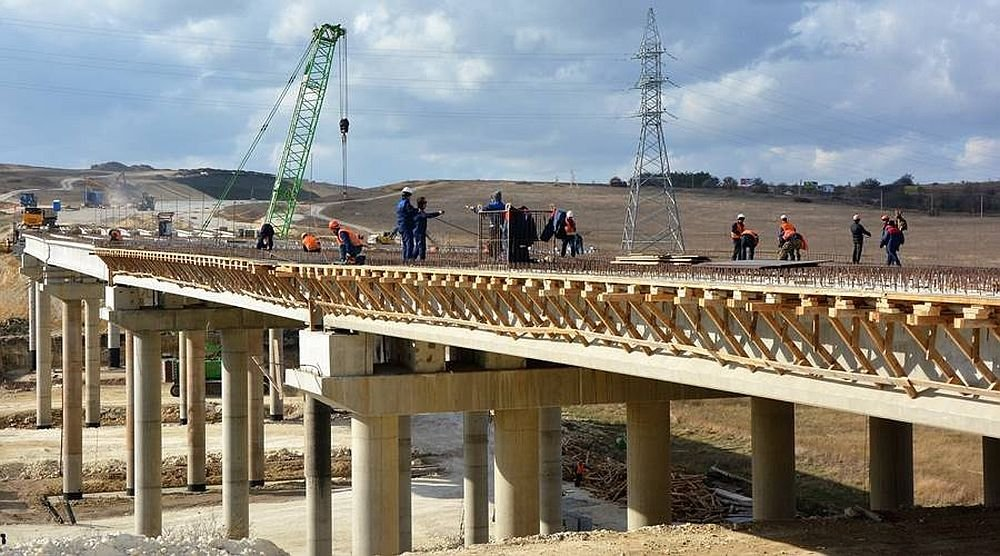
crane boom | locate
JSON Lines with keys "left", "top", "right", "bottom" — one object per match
{"left": 265, "top": 23, "right": 345, "bottom": 238}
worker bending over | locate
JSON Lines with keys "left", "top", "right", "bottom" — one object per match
{"left": 328, "top": 220, "right": 366, "bottom": 264}
{"left": 300, "top": 232, "right": 321, "bottom": 253}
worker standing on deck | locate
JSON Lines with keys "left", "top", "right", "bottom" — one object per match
{"left": 730, "top": 214, "right": 746, "bottom": 260}
{"left": 413, "top": 197, "right": 444, "bottom": 261}
{"left": 328, "top": 220, "right": 365, "bottom": 263}
{"left": 880, "top": 219, "right": 904, "bottom": 266}
{"left": 561, "top": 210, "right": 580, "bottom": 257}
{"left": 300, "top": 232, "right": 321, "bottom": 253}
{"left": 396, "top": 186, "right": 418, "bottom": 261}
{"left": 850, "top": 214, "right": 872, "bottom": 264}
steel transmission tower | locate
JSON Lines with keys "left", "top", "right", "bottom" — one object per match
{"left": 621, "top": 8, "right": 684, "bottom": 253}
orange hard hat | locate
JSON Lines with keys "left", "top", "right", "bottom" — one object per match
{"left": 328, "top": 219, "right": 340, "bottom": 230}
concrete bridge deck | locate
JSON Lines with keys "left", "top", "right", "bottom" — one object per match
{"left": 17, "top": 231, "right": 1000, "bottom": 555}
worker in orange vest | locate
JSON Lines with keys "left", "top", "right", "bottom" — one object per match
{"left": 300, "top": 232, "right": 321, "bottom": 253}
{"left": 561, "top": 210, "right": 580, "bottom": 257}
{"left": 328, "top": 220, "right": 366, "bottom": 263}
{"left": 730, "top": 214, "right": 746, "bottom": 260}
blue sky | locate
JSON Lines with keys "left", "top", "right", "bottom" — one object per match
{"left": 1, "top": 0, "right": 998, "bottom": 186}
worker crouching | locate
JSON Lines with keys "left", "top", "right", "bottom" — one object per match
{"left": 329, "top": 220, "right": 366, "bottom": 264}
{"left": 301, "top": 232, "right": 321, "bottom": 253}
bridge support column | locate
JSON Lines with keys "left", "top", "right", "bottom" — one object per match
{"left": 222, "top": 328, "right": 250, "bottom": 539}
{"left": 750, "top": 398, "right": 795, "bottom": 521}
{"left": 985, "top": 437, "right": 1000, "bottom": 508}
{"left": 305, "top": 396, "right": 332, "bottom": 556}
{"left": 247, "top": 329, "right": 265, "bottom": 488}
{"left": 626, "top": 400, "right": 671, "bottom": 529}
{"left": 61, "top": 299, "right": 83, "bottom": 499}
{"left": 869, "top": 417, "right": 913, "bottom": 511}
{"left": 398, "top": 414, "right": 412, "bottom": 552}
{"left": 186, "top": 330, "right": 207, "bottom": 492}
{"left": 83, "top": 297, "right": 101, "bottom": 427}
{"left": 178, "top": 331, "right": 188, "bottom": 426}
{"left": 463, "top": 411, "right": 489, "bottom": 546}
{"left": 124, "top": 330, "right": 134, "bottom": 496}
{"left": 268, "top": 329, "right": 284, "bottom": 420}
{"left": 352, "top": 414, "right": 400, "bottom": 556}
{"left": 134, "top": 330, "right": 163, "bottom": 537}
{"left": 35, "top": 283, "right": 52, "bottom": 429}
{"left": 107, "top": 322, "right": 121, "bottom": 368}
{"left": 494, "top": 407, "right": 540, "bottom": 539}
{"left": 28, "top": 282, "right": 36, "bottom": 371}
{"left": 751, "top": 398, "right": 796, "bottom": 520}
{"left": 539, "top": 406, "right": 562, "bottom": 535}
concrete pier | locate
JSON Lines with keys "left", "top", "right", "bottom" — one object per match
{"left": 83, "top": 298, "right": 101, "bottom": 427}
{"left": 61, "top": 299, "right": 83, "bottom": 500}
{"left": 268, "top": 329, "right": 284, "bottom": 420}
{"left": 178, "top": 331, "right": 188, "bottom": 426}
{"left": 869, "top": 417, "right": 913, "bottom": 511}
{"left": 222, "top": 328, "right": 250, "bottom": 539}
{"left": 107, "top": 322, "right": 121, "bottom": 368}
{"left": 463, "top": 411, "right": 489, "bottom": 546}
{"left": 399, "top": 414, "right": 412, "bottom": 553}
{"left": 352, "top": 414, "right": 400, "bottom": 556}
{"left": 133, "top": 330, "right": 163, "bottom": 537}
{"left": 186, "top": 330, "right": 207, "bottom": 491}
{"left": 124, "top": 330, "right": 134, "bottom": 496}
{"left": 539, "top": 406, "right": 562, "bottom": 535}
{"left": 751, "top": 397, "right": 796, "bottom": 520}
{"left": 27, "top": 282, "right": 36, "bottom": 371}
{"left": 247, "top": 329, "right": 265, "bottom": 487}
{"left": 626, "top": 401, "right": 671, "bottom": 529}
{"left": 494, "top": 408, "right": 540, "bottom": 539}
{"left": 35, "top": 283, "right": 52, "bottom": 429}
{"left": 984, "top": 436, "right": 1000, "bottom": 508}
{"left": 305, "top": 397, "right": 332, "bottom": 556}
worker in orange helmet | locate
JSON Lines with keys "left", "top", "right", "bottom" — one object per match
{"left": 328, "top": 219, "right": 366, "bottom": 263}
{"left": 300, "top": 232, "right": 321, "bottom": 253}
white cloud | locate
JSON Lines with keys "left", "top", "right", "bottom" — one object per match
{"left": 958, "top": 137, "right": 1000, "bottom": 170}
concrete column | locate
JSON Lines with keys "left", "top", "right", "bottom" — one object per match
{"left": 107, "top": 322, "right": 121, "bottom": 368}
{"left": 399, "top": 415, "right": 412, "bottom": 552}
{"left": 83, "top": 298, "right": 101, "bottom": 428}
{"left": 186, "top": 330, "right": 207, "bottom": 492}
{"left": 463, "top": 411, "right": 489, "bottom": 546}
{"left": 247, "top": 329, "right": 265, "bottom": 487}
{"left": 868, "top": 417, "right": 913, "bottom": 511}
{"left": 305, "top": 397, "right": 332, "bottom": 556}
{"left": 61, "top": 299, "right": 83, "bottom": 500}
{"left": 984, "top": 436, "right": 1000, "bottom": 508}
{"left": 35, "top": 283, "right": 52, "bottom": 429}
{"left": 222, "top": 328, "right": 249, "bottom": 539}
{"left": 751, "top": 398, "right": 796, "bottom": 520}
{"left": 539, "top": 406, "right": 562, "bottom": 535}
{"left": 28, "top": 282, "right": 36, "bottom": 371}
{"left": 268, "top": 329, "right": 284, "bottom": 420}
{"left": 626, "top": 401, "right": 671, "bottom": 529}
{"left": 494, "top": 408, "right": 540, "bottom": 539}
{"left": 178, "top": 331, "right": 188, "bottom": 426}
{"left": 124, "top": 330, "right": 134, "bottom": 496}
{"left": 134, "top": 330, "right": 163, "bottom": 537}
{"left": 352, "top": 414, "right": 400, "bottom": 556}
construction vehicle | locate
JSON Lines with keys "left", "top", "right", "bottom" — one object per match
{"left": 201, "top": 23, "right": 346, "bottom": 237}
{"left": 18, "top": 193, "right": 37, "bottom": 208}
{"left": 83, "top": 188, "right": 106, "bottom": 208}
{"left": 21, "top": 206, "right": 58, "bottom": 228}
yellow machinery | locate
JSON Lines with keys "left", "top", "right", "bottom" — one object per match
{"left": 21, "top": 207, "right": 58, "bottom": 228}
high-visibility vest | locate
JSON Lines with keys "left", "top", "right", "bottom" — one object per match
{"left": 564, "top": 217, "right": 577, "bottom": 235}
{"left": 302, "top": 234, "right": 321, "bottom": 251}
{"left": 335, "top": 227, "right": 364, "bottom": 247}
{"left": 731, "top": 221, "right": 745, "bottom": 239}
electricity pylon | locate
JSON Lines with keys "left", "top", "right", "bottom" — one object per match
{"left": 621, "top": 7, "right": 684, "bottom": 253}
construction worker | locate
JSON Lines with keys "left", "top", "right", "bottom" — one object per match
{"left": 850, "top": 214, "right": 872, "bottom": 264}
{"left": 739, "top": 228, "right": 759, "bottom": 260}
{"left": 777, "top": 215, "right": 805, "bottom": 261}
{"left": 413, "top": 197, "right": 444, "bottom": 261}
{"left": 541, "top": 204, "right": 567, "bottom": 243}
{"left": 256, "top": 222, "right": 275, "bottom": 251}
{"left": 108, "top": 228, "right": 122, "bottom": 241}
{"left": 880, "top": 219, "right": 904, "bottom": 266}
{"left": 730, "top": 214, "right": 746, "bottom": 260}
{"left": 300, "top": 232, "right": 321, "bottom": 253}
{"left": 561, "top": 210, "right": 580, "bottom": 257}
{"left": 328, "top": 220, "right": 365, "bottom": 263}
{"left": 396, "top": 186, "right": 418, "bottom": 261}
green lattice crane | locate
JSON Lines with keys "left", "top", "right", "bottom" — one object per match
{"left": 266, "top": 23, "right": 345, "bottom": 237}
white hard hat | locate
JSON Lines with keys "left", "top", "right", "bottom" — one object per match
{"left": 567, "top": 210, "right": 574, "bottom": 217}
{"left": 401, "top": 186, "right": 414, "bottom": 195}
{"left": 737, "top": 213, "right": 745, "bottom": 219}
{"left": 780, "top": 214, "right": 787, "bottom": 220}
{"left": 852, "top": 213, "right": 860, "bottom": 220}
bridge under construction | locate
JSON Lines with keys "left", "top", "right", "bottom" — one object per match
{"left": 19, "top": 231, "right": 1000, "bottom": 556}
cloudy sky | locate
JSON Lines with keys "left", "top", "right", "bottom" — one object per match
{"left": 1, "top": 0, "right": 998, "bottom": 187}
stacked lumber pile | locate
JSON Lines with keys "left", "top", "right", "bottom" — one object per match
{"left": 611, "top": 253, "right": 711, "bottom": 266}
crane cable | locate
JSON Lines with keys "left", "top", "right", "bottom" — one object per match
{"left": 199, "top": 38, "right": 316, "bottom": 235}
{"left": 339, "top": 33, "right": 350, "bottom": 197}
